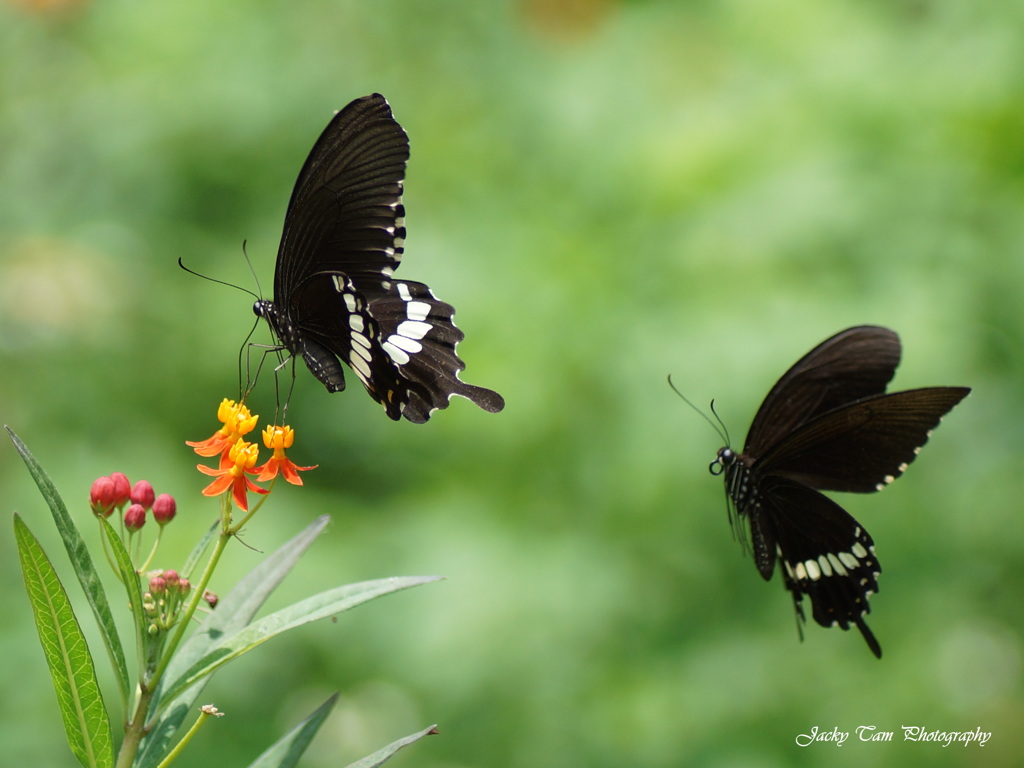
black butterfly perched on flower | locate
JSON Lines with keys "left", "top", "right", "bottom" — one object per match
{"left": 253, "top": 93, "right": 504, "bottom": 423}
{"left": 709, "top": 326, "right": 969, "bottom": 657}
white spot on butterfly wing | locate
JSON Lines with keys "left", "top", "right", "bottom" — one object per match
{"left": 782, "top": 559, "right": 796, "bottom": 580}
{"left": 382, "top": 341, "right": 410, "bottom": 365}
{"left": 406, "top": 300, "right": 431, "bottom": 321}
{"left": 349, "top": 351, "right": 372, "bottom": 379}
{"left": 396, "top": 320, "right": 431, "bottom": 340}
{"left": 805, "top": 559, "right": 822, "bottom": 581}
{"left": 827, "top": 553, "right": 848, "bottom": 577}
{"left": 851, "top": 542, "right": 869, "bottom": 559}
{"left": 838, "top": 551, "right": 860, "bottom": 570}
{"left": 352, "top": 343, "right": 372, "bottom": 363}
{"left": 388, "top": 334, "right": 423, "bottom": 354}
{"left": 817, "top": 555, "right": 833, "bottom": 578}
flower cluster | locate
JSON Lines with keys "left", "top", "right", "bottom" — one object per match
{"left": 143, "top": 569, "right": 191, "bottom": 634}
{"left": 90, "top": 474, "right": 176, "bottom": 531}
{"left": 188, "top": 398, "right": 315, "bottom": 511}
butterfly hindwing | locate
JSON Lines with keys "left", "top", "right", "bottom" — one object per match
{"left": 760, "top": 476, "right": 882, "bottom": 657}
{"left": 362, "top": 279, "right": 505, "bottom": 421}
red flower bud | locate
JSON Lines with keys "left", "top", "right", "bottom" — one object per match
{"left": 90, "top": 476, "right": 117, "bottom": 517}
{"left": 124, "top": 503, "right": 146, "bottom": 532}
{"left": 109, "top": 472, "right": 132, "bottom": 509}
{"left": 131, "top": 480, "right": 155, "bottom": 510}
{"left": 152, "top": 493, "right": 177, "bottom": 525}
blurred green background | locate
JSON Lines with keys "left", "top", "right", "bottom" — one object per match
{"left": 1, "top": 0, "right": 1021, "bottom": 766}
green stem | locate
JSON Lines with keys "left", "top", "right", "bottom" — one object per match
{"left": 113, "top": 493, "right": 234, "bottom": 767}
{"left": 154, "top": 706, "right": 222, "bottom": 768}
{"left": 148, "top": 493, "right": 233, "bottom": 690}
{"left": 137, "top": 527, "right": 164, "bottom": 573}
{"left": 115, "top": 686, "right": 155, "bottom": 768}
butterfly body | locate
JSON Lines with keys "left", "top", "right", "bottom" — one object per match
{"left": 712, "top": 326, "right": 969, "bottom": 657}
{"left": 254, "top": 93, "right": 504, "bottom": 423}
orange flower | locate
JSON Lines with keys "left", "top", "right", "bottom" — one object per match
{"left": 197, "top": 438, "right": 268, "bottom": 511}
{"left": 187, "top": 399, "right": 259, "bottom": 459}
{"left": 255, "top": 425, "right": 317, "bottom": 485}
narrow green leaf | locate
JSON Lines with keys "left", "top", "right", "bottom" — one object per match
{"left": 245, "top": 693, "right": 339, "bottom": 768}
{"left": 6, "top": 426, "right": 131, "bottom": 706}
{"left": 14, "top": 514, "right": 115, "bottom": 768}
{"left": 343, "top": 725, "right": 439, "bottom": 768}
{"left": 162, "top": 575, "right": 442, "bottom": 704}
{"left": 137, "top": 516, "right": 331, "bottom": 768}
{"left": 97, "top": 516, "right": 146, "bottom": 667}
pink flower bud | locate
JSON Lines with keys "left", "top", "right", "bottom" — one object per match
{"left": 149, "top": 576, "right": 167, "bottom": 594}
{"left": 131, "top": 480, "right": 155, "bottom": 510}
{"left": 178, "top": 578, "right": 191, "bottom": 596}
{"left": 152, "top": 493, "right": 177, "bottom": 525}
{"left": 124, "top": 503, "right": 146, "bottom": 532}
{"left": 90, "top": 476, "right": 117, "bottom": 517}
{"left": 109, "top": 472, "right": 132, "bottom": 509}
{"left": 203, "top": 591, "right": 219, "bottom": 609}
{"left": 163, "top": 570, "right": 179, "bottom": 587}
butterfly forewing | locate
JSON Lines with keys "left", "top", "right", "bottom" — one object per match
{"left": 755, "top": 387, "right": 971, "bottom": 492}
{"left": 744, "top": 326, "right": 901, "bottom": 458}
{"left": 276, "top": 95, "right": 408, "bottom": 292}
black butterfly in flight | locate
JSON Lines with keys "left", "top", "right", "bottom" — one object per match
{"left": 253, "top": 93, "right": 504, "bottom": 423}
{"left": 710, "top": 325, "right": 969, "bottom": 657}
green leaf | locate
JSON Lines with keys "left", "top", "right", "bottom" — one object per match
{"left": 5, "top": 426, "right": 131, "bottom": 707}
{"left": 97, "top": 516, "right": 146, "bottom": 668}
{"left": 244, "top": 693, "right": 338, "bottom": 768}
{"left": 343, "top": 725, "right": 440, "bottom": 768}
{"left": 161, "top": 575, "right": 442, "bottom": 704}
{"left": 137, "top": 516, "right": 332, "bottom": 768}
{"left": 14, "top": 514, "right": 115, "bottom": 768}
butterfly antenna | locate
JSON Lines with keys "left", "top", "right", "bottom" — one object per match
{"left": 178, "top": 257, "right": 260, "bottom": 301}
{"left": 708, "top": 399, "right": 731, "bottom": 449}
{"left": 667, "top": 375, "right": 730, "bottom": 446}
{"left": 241, "top": 240, "right": 265, "bottom": 299}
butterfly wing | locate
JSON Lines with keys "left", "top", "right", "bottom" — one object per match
{"left": 754, "top": 386, "right": 970, "bottom": 492}
{"left": 357, "top": 279, "right": 506, "bottom": 422}
{"left": 744, "top": 326, "right": 901, "bottom": 458}
{"left": 758, "top": 476, "right": 883, "bottom": 657}
{"left": 275, "top": 93, "right": 408, "bottom": 301}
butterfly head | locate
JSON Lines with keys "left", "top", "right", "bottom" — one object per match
{"left": 253, "top": 299, "right": 300, "bottom": 353}
{"left": 710, "top": 446, "right": 736, "bottom": 476}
